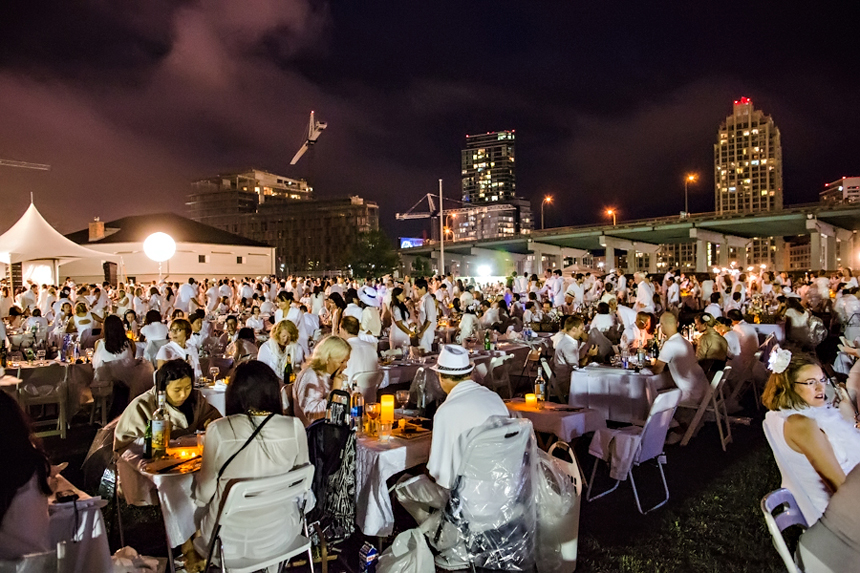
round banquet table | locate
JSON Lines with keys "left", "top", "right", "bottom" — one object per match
{"left": 568, "top": 364, "right": 673, "bottom": 424}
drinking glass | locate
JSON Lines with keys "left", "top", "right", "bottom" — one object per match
{"left": 36, "top": 349, "right": 46, "bottom": 363}
{"left": 365, "top": 403, "right": 380, "bottom": 436}
{"left": 209, "top": 367, "right": 220, "bottom": 381}
{"left": 85, "top": 349, "right": 94, "bottom": 363}
{"left": 378, "top": 422, "right": 393, "bottom": 443}
{"left": 395, "top": 390, "right": 410, "bottom": 413}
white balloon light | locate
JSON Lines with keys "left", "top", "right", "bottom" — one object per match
{"left": 143, "top": 232, "right": 176, "bottom": 263}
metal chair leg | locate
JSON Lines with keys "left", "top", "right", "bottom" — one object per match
{"left": 586, "top": 457, "right": 620, "bottom": 502}
{"left": 629, "top": 457, "right": 670, "bottom": 514}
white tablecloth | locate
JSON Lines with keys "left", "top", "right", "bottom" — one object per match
{"left": 200, "top": 386, "right": 227, "bottom": 415}
{"left": 568, "top": 365, "right": 673, "bottom": 424}
{"left": 355, "top": 433, "right": 432, "bottom": 536}
{"left": 505, "top": 399, "right": 606, "bottom": 442}
{"left": 752, "top": 322, "right": 785, "bottom": 343}
{"left": 49, "top": 475, "right": 112, "bottom": 573}
{"left": 116, "top": 443, "right": 197, "bottom": 548}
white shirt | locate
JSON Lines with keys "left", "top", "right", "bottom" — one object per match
{"left": 257, "top": 339, "right": 303, "bottom": 380}
{"left": 344, "top": 303, "right": 363, "bottom": 321}
{"left": 418, "top": 292, "right": 438, "bottom": 352}
{"left": 668, "top": 283, "right": 680, "bottom": 305}
{"left": 657, "top": 333, "right": 708, "bottom": 404}
{"left": 733, "top": 321, "right": 759, "bottom": 373}
{"left": 590, "top": 313, "right": 615, "bottom": 333}
{"left": 246, "top": 316, "right": 265, "bottom": 331}
{"left": 344, "top": 336, "right": 379, "bottom": 383}
{"left": 635, "top": 281, "right": 655, "bottom": 313}
{"left": 554, "top": 333, "right": 584, "bottom": 368}
{"left": 703, "top": 303, "right": 723, "bottom": 318}
{"left": 140, "top": 322, "right": 169, "bottom": 341}
{"left": 156, "top": 340, "right": 201, "bottom": 378}
{"left": 427, "top": 381, "right": 510, "bottom": 489}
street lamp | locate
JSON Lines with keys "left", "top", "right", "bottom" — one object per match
{"left": 684, "top": 173, "right": 698, "bottom": 216}
{"left": 541, "top": 195, "right": 553, "bottom": 229}
{"left": 606, "top": 209, "right": 616, "bottom": 226}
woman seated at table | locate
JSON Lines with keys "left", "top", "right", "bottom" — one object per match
{"left": 156, "top": 318, "right": 201, "bottom": 379}
{"left": 0, "top": 392, "right": 52, "bottom": 559}
{"left": 122, "top": 309, "right": 140, "bottom": 338}
{"left": 456, "top": 302, "right": 480, "bottom": 344}
{"left": 139, "top": 309, "right": 168, "bottom": 342}
{"left": 783, "top": 295, "right": 812, "bottom": 347}
{"left": 191, "top": 361, "right": 310, "bottom": 564}
{"left": 68, "top": 301, "right": 102, "bottom": 335}
{"left": 114, "top": 359, "right": 221, "bottom": 453}
{"left": 693, "top": 312, "right": 728, "bottom": 378}
{"left": 763, "top": 349, "right": 860, "bottom": 522}
{"left": 245, "top": 305, "right": 266, "bottom": 332}
{"left": 226, "top": 327, "right": 259, "bottom": 365}
{"left": 259, "top": 320, "right": 304, "bottom": 381}
{"left": 590, "top": 301, "right": 616, "bottom": 334}
{"left": 293, "top": 335, "right": 351, "bottom": 427}
{"left": 93, "top": 314, "right": 134, "bottom": 369}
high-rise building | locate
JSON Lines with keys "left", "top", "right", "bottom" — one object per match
{"left": 714, "top": 98, "right": 783, "bottom": 266}
{"left": 820, "top": 177, "right": 860, "bottom": 205}
{"left": 714, "top": 97, "right": 783, "bottom": 214}
{"left": 461, "top": 130, "right": 516, "bottom": 203}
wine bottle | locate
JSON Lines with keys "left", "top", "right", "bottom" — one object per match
{"left": 151, "top": 391, "right": 170, "bottom": 458}
{"left": 350, "top": 381, "right": 365, "bottom": 433}
{"left": 143, "top": 420, "right": 153, "bottom": 459}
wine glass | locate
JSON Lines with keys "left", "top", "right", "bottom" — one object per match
{"left": 365, "top": 403, "right": 381, "bottom": 436}
{"left": 395, "top": 390, "right": 410, "bottom": 414}
{"left": 209, "top": 366, "right": 220, "bottom": 382}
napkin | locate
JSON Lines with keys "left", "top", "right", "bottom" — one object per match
{"left": 381, "top": 348, "right": 403, "bottom": 358}
{"left": 112, "top": 546, "right": 161, "bottom": 573}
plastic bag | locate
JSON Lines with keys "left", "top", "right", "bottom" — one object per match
{"left": 436, "top": 416, "right": 537, "bottom": 571}
{"left": 377, "top": 529, "right": 434, "bottom": 573}
{"left": 535, "top": 442, "right": 581, "bottom": 573}
{"left": 807, "top": 314, "right": 827, "bottom": 346}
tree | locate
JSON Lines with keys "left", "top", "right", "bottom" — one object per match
{"left": 344, "top": 228, "right": 400, "bottom": 278}
{"left": 411, "top": 256, "right": 432, "bottom": 277}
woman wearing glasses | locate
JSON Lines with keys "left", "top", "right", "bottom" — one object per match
{"left": 763, "top": 348, "right": 860, "bottom": 522}
{"left": 156, "top": 318, "right": 201, "bottom": 379}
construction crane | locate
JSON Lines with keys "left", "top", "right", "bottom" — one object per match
{"left": 290, "top": 111, "right": 327, "bottom": 165}
{"left": 396, "top": 182, "right": 515, "bottom": 274}
{"left": 0, "top": 158, "right": 51, "bottom": 171}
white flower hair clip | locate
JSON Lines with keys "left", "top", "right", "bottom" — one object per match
{"left": 768, "top": 345, "right": 792, "bottom": 374}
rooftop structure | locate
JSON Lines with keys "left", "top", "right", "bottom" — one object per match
{"left": 820, "top": 177, "right": 860, "bottom": 205}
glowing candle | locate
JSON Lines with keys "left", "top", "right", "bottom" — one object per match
{"left": 381, "top": 395, "right": 395, "bottom": 424}
{"left": 525, "top": 393, "right": 537, "bottom": 408}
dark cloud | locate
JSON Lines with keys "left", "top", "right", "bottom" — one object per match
{"left": 0, "top": 0, "right": 857, "bottom": 239}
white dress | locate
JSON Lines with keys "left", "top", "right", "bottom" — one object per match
{"left": 766, "top": 407, "right": 860, "bottom": 523}
{"left": 155, "top": 340, "right": 201, "bottom": 378}
{"left": 389, "top": 305, "right": 412, "bottom": 349}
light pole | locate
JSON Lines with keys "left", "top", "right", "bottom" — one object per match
{"left": 684, "top": 173, "right": 698, "bottom": 216}
{"left": 606, "top": 209, "right": 616, "bottom": 226}
{"left": 541, "top": 195, "right": 553, "bottom": 229}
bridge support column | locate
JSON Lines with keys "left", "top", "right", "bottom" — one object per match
{"left": 696, "top": 240, "right": 708, "bottom": 273}
{"left": 605, "top": 246, "right": 615, "bottom": 271}
{"left": 825, "top": 235, "right": 838, "bottom": 271}
{"left": 810, "top": 231, "right": 823, "bottom": 271}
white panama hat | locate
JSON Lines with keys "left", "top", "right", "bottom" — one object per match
{"left": 358, "top": 286, "right": 381, "bottom": 307}
{"left": 431, "top": 345, "right": 475, "bottom": 376}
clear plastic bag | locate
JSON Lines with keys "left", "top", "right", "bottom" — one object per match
{"left": 535, "top": 443, "right": 581, "bottom": 572}
{"left": 435, "top": 416, "right": 537, "bottom": 571}
{"left": 378, "top": 529, "right": 435, "bottom": 573}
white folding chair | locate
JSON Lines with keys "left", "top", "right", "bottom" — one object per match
{"left": 587, "top": 389, "right": 682, "bottom": 514}
{"left": 144, "top": 339, "right": 169, "bottom": 368}
{"left": 352, "top": 370, "right": 384, "bottom": 403}
{"left": 488, "top": 354, "right": 515, "bottom": 399}
{"left": 200, "top": 465, "right": 315, "bottom": 573}
{"left": 17, "top": 369, "right": 68, "bottom": 440}
{"left": 760, "top": 488, "right": 808, "bottom": 573}
{"left": 0, "top": 547, "right": 60, "bottom": 573}
{"left": 679, "top": 367, "right": 733, "bottom": 450}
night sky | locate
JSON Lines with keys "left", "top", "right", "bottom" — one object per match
{"left": 1, "top": 1, "right": 857, "bottom": 240}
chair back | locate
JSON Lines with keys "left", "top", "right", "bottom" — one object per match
{"left": 636, "top": 389, "right": 682, "bottom": 464}
{"left": 352, "top": 370, "right": 383, "bottom": 403}
{"left": 489, "top": 354, "right": 514, "bottom": 386}
{"left": 760, "top": 488, "right": 807, "bottom": 573}
{"left": 144, "top": 339, "right": 169, "bottom": 367}
{"left": 443, "top": 417, "right": 537, "bottom": 569}
{"left": 0, "top": 548, "right": 59, "bottom": 573}
{"left": 711, "top": 366, "right": 730, "bottom": 392}
{"left": 212, "top": 465, "right": 314, "bottom": 566}
{"left": 762, "top": 414, "right": 822, "bottom": 524}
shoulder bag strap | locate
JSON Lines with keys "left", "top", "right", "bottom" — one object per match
{"left": 208, "top": 412, "right": 276, "bottom": 505}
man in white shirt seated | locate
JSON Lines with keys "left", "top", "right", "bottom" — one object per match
{"left": 652, "top": 313, "right": 708, "bottom": 443}
{"left": 340, "top": 316, "right": 379, "bottom": 383}
{"left": 553, "top": 316, "right": 598, "bottom": 398}
{"left": 395, "top": 345, "right": 510, "bottom": 557}
{"left": 703, "top": 293, "right": 723, "bottom": 319}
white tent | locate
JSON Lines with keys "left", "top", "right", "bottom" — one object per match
{"left": 0, "top": 202, "right": 114, "bottom": 285}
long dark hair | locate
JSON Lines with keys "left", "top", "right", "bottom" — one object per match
{"left": 144, "top": 309, "right": 162, "bottom": 326}
{"left": 390, "top": 287, "right": 410, "bottom": 321}
{"left": 0, "top": 393, "right": 51, "bottom": 522}
{"left": 329, "top": 292, "right": 347, "bottom": 310}
{"left": 225, "top": 361, "right": 283, "bottom": 417}
{"left": 103, "top": 314, "right": 131, "bottom": 355}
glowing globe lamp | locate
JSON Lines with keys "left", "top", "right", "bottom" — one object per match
{"left": 143, "top": 232, "right": 176, "bottom": 262}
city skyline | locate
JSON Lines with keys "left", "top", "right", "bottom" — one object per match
{"left": 0, "top": 2, "right": 856, "bottom": 238}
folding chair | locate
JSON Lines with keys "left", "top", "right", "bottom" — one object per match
{"left": 760, "top": 488, "right": 808, "bottom": 573}
{"left": 200, "top": 465, "right": 316, "bottom": 573}
{"left": 587, "top": 389, "right": 681, "bottom": 514}
{"left": 679, "top": 367, "right": 733, "bottom": 450}
{"left": 352, "top": 370, "right": 384, "bottom": 403}
{"left": 488, "top": 354, "right": 515, "bottom": 399}
{"left": 17, "top": 370, "right": 68, "bottom": 439}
